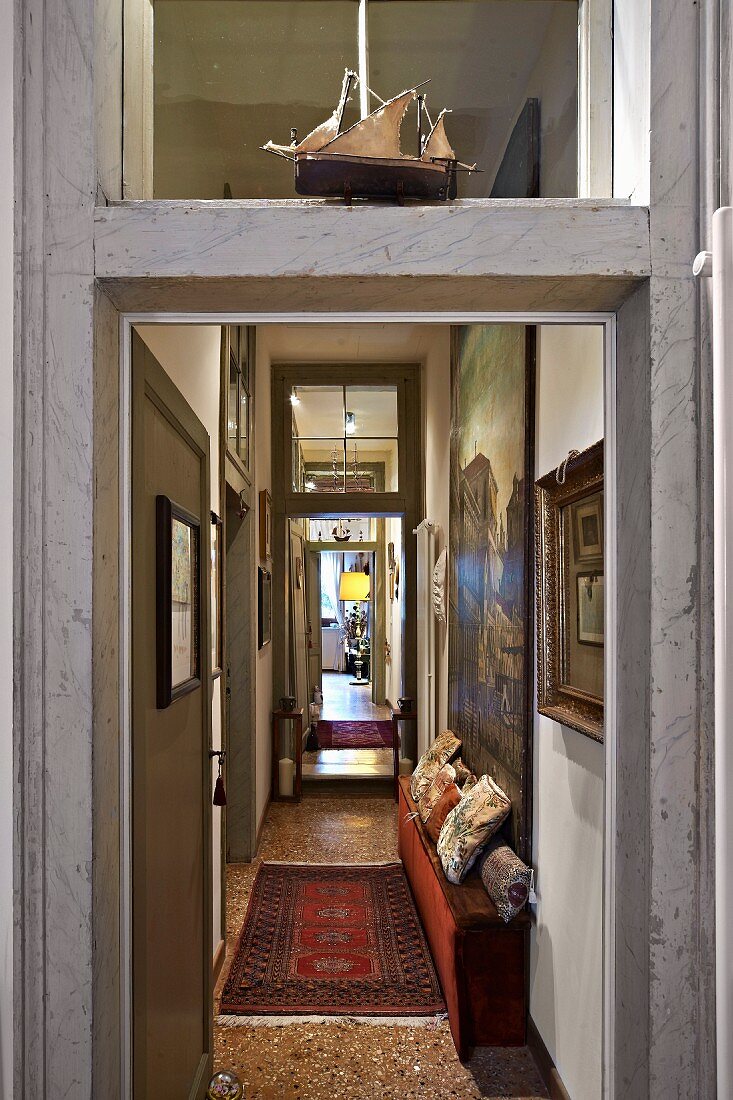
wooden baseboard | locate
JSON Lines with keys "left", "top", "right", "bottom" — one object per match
{"left": 212, "top": 938, "right": 226, "bottom": 984}
{"left": 527, "top": 1016, "right": 571, "bottom": 1100}
{"left": 255, "top": 793, "right": 271, "bottom": 855}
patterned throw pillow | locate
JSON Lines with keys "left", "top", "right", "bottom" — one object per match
{"left": 425, "top": 784, "right": 462, "bottom": 844}
{"left": 410, "top": 730, "right": 461, "bottom": 802}
{"left": 477, "top": 838, "right": 532, "bottom": 923}
{"left": 418, "top": 763, "right": 456, "bottom": 823}
{"left": 437, "top": 775, "right": 512, "bottom": 884}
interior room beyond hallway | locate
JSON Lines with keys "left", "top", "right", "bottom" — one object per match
{"left": 320, "top": 671, "right": 390, "bottom": 722}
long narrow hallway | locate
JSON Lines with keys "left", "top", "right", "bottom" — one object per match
{"left": 214, "top": 796, "right": 548, "bottom": 1099}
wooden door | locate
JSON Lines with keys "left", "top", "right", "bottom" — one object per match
{"left": 288, "top": 521, "right": 310, "bottom": 717}
{"left": 132, "top": 332, "right": 213, "bottom": 1100}
{"left": 306, "top": 550, "right": 322, "bottom": 698}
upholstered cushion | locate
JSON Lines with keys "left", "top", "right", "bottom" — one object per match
{"left": 425, "top": 784, "right": 462, "bottom": 844}
{"left": 418, "top": 763, "right": 457, "bottom": 824}
{"left": 410, "top": 730, "right": 461, "bottom": 802}
{"left": 437, "top": 775, "right": 512, "bottom": 885}
{"left": 477, "top": 838, "right": 532, "bottom": 923}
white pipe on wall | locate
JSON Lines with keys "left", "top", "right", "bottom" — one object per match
{"left": 712, "top": 207, "right": 733, "bottom": 1100}
{"left": 414, "top": 519, "right": 436, "bottom": 757}
{"left": 695, "top": 207, "right": 733, "bottom": 1100}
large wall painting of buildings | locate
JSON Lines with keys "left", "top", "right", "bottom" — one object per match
{"left": 448, "top": 324, "right": 534, "bottom": 857}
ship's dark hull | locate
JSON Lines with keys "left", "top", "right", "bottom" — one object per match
{"left": 294, "top": 152, "right": 458, "bottom": 202}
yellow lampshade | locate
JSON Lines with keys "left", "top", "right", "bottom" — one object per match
{"left": 339, "top": 571, "right": 370, "bottom": 602}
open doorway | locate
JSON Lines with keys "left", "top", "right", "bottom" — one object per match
{"left": 118, "top": 318, "right": 612, "bottom": 1100}
{"left": 298, "top": 515, "right": 404, "bottom": 784}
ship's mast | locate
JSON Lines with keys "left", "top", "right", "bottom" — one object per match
{"left": 336, "top": 69, "right": 358, "bottom": 135}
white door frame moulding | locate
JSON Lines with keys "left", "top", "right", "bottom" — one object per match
{"left": 118, "top": 309, "right": 617, "bottom": 1100}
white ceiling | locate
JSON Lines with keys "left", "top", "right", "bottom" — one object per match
{"left": 262, "top": 322, "right": 440, "bottom": 360}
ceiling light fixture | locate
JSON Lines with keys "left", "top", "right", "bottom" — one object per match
{"left": 345, "top": 411, "right": 356, "bottom": 435}
{"left": 290, "top": 389, "right": 300, "bottom": 407}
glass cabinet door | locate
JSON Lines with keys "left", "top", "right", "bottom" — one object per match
{"left": 225, "top": 325, "right": 252, "bottom": 476}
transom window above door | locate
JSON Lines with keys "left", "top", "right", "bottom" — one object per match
{"left": 143, "top": 0, "right": 588, "bottom": 200}
{"left": 291, "top": 385, "right": 398, "bottom": 493}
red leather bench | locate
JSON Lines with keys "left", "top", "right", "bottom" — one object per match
{"left": 398, "top": 776, "right": 529, "bottom": 1061}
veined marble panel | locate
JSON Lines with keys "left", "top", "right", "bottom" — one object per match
{"left": 98, "top": 274, "right": 642, "bottom": 315}
{"left": 94, "top": 200, "right": 651, "bottom": 282}
{"left": 646, "top": 0, "right": 715, "bottom": 1094}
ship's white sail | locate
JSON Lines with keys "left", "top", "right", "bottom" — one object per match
{"left": 263, "top": 69, "right": 355, "bottom": 157}
{"left": 421, "top": 110, "right": 455, "bottom": 162}
{"left": 263, "top": 113, "right": 341, "bottom": 157}
{"left": 322, "top": 90, "right": 416, "bottom": 159}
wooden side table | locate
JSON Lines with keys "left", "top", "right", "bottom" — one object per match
{"left": 391, "top": 709, "right": 418, "bottom": 802}
{"left": 272, "top": 708, "right": 303, "bottom": 802}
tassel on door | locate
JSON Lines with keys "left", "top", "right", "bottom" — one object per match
{"left": 209, "top": 749, "right": 227, "bottom": 806}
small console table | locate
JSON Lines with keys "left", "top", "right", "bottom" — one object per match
{"left": 390, "top": 708, "right": 418, "bottom": 802}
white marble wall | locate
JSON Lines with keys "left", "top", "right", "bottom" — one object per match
{"left": 15, "top": 0, "right": 96, "bottom": 1092}
{"left": 646, "top": 0, "right": 716, "bottom": 1093}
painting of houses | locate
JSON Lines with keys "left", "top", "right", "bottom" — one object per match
{"left": 448, "top": 325, "right": 534, "bottom": 857}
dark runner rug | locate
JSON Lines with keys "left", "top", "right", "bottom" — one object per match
{"left": 316, "top": 719, "right": 394, "bottom": 749}
{"left": 218, "top": 862, "right": 445, "bottom": 1022}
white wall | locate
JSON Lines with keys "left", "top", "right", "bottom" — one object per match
{"left": 253, "top": 330, "right": 274, "bottom": 835}
{"left": 423, "top": 327, "right": 451, "bottom": 734}
{"left": 530, "top": 324, "right": 605, "bottom": 1100}
{"left": 1, "top": 0, "right": 13, "bottom": 1085}
{"left": 134, "top": 324, "right": 225, "bottom": 956}
{"left": 613, "top": 0, "right": 651, "bottom": 202}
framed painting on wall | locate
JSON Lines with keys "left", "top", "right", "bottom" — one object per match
{"left": 156, "top": 494, "right": 201, "bottom": 708}
{"left": 448, "top": 324, "right": 535, "bottom": 860}
{"left": 210, "top": 511, "right": 222, "bottom": 677}
{"left": 535, "top": 439, "right": 604, "bottom": 742}
{"left": 259, "top": 489, "right": 272, "bottom": 561}
{"left": 258, "top": 566, "right": 272, "bottom": 649}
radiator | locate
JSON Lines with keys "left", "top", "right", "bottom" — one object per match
{"left": 413, "top": 519, "right": 436, "bottom": 758}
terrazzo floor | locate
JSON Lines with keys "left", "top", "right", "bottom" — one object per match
{"left": 214, "top": 795, "right": 548, "bottom": 1100}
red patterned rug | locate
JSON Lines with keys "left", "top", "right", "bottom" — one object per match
{"left": 316, "top": 720, "right": 393, "bottom": 749}
{"left": 218, "top": 863, "right": 444, "bottom": 1019}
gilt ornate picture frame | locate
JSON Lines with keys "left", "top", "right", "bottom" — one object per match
{"left": 535, "top": 440, "right": 604, "bottom": 742}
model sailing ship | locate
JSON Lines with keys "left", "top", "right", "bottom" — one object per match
{"left": 262, "top": 69, "right": 478, "bottom": 202}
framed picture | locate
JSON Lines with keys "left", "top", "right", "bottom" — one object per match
{"left": 210, "top": 511, "right": 222, "bottom": 677}
{"left": 535, "top": 439, "right": 604, "bottom": 742}
{"left": 156, "top": 495, "right": 201, "bottom": 708}
{"left": 258, "top": 566, "right": 272, "bottom": 649}
{"left": 572, "top": 494, "right": 603, "bottom": 560}
{"left": 577, "top": 571, "right": 604, "bottom": 646}
{"left": 259, "top": 489, "right": 272, "bottom": 561}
